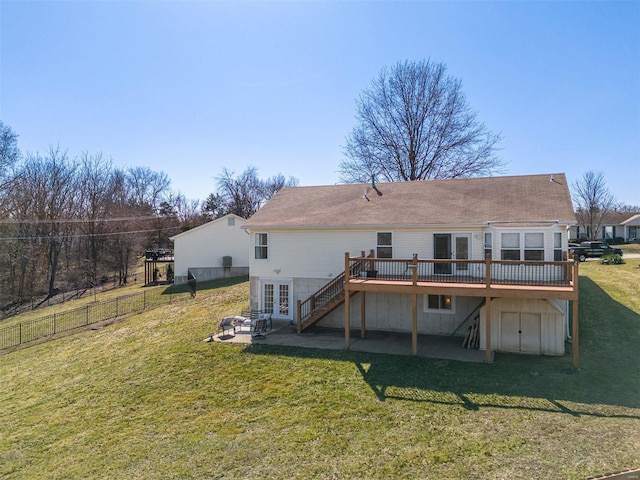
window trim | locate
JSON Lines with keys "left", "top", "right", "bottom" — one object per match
{"left": 524, "top": 232, "right": 544, "bottom": 261}
{"left": 376, "top": 231, "right": 393, "bottom": 258}
{"left": 424, "top": 294, "right": 455, "bottom": 313}
{"left": 484, "top": 232, "right": 493, "bottom": 259}
{"left": 500, "top": 231, "right": 548, "bottom": 261}
{"left": 254, "top": 232, "right": 268, "bottom": 260}
{"left": 553, "top": 232, "right": 563, "bottom": 261}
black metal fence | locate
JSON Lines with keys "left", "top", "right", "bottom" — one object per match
{"left": 0, "top": 287, "right": 179, "bottom": 351}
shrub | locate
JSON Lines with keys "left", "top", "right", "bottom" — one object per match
{"left": 607, "top": 237, "right": 625, "bottom": 245}
{"left": 601, "top": 254, "right": 625, "bottom": 265}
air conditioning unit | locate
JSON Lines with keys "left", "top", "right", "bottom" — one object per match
{"left": 222, "top": 256, "right": 232, "bottom": 267}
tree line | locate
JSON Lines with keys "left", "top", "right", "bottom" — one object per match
{"left": 0, "top": 122, "right": 296, "bottom": 314}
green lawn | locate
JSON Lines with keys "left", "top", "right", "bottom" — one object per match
{"left": 1, "top": 265, "right": 638, "bottom": 479}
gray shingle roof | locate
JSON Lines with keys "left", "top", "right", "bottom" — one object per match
{"left": 243, "top": 173, "right": 576, "bottom": 229}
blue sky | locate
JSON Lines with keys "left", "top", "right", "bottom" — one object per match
{"left": 1, "top": 1, "right": 639, "bottom": 206}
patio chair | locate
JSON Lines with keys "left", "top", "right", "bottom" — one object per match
{"left": 241, "top": 309, "right": 273, "bottom": 332}
{"left": 217, "top": 316, "right": 236, "bottom": 336}
{"left": 260, "top": 312, "right": 273, "bottom": 331}
{"left": 251, "top": 318, "right": 268, "bottom": 339}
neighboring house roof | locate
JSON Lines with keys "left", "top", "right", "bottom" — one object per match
{"left": 622, "top": 214, "right": 640, "bottom": 226}
{"left": 169, "top": 214, "right": 246, "bottom": 241}
{"left": 243, "top": 173, "right": 576, "bottom": 229}
{"left": 574, "top": 211, "right": 640, "bottom": 226}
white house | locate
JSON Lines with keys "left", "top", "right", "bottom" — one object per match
{"left": 169, "top": 214, "right": 249, "bottom": 285}
{"left": 243, "top": 173, "right": 581, "bottom": 365}
{"left": 571, "top": 211, "right": 640, "bottom": 242}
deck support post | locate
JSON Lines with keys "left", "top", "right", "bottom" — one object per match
{"left": 412, "top": 293, "right": 418, "bottom": 355}
{"left": 360, "top": 291, "right": 366, "bottom": 338}
{"left": 344, "top": 252, "right": 351, "bottom": 349}
{"left": 485, "top": 296, "right": 492, "bottom": 362}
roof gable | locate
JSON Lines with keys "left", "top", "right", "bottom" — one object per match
{"left": 169, "top": 214, "right": 246, "bottom": 241}
{"left": 243, "top": 173, "right": 576, "bottom": 229}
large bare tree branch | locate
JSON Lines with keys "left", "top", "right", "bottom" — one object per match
{"left": 340, "top": 59, "right": 504, "bottom": 183}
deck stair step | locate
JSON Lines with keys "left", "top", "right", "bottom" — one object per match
{"left": 296, "top": 255, "right": 370, "bottom": 333}
{"left": 297, "top": 291, "right": 359, "bottom": 332}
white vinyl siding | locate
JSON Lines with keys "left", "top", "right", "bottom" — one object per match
{"left": 171, "top": 214, "right": 248, "bottom": 280}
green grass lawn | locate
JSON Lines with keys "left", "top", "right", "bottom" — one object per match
{"left": 621, "top": 242, "right": 640, "bottom": 255}
{"left": 1, "top": 266, "right": 639, "bottom": 479}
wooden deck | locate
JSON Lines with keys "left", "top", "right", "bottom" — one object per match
{"left": 342, "top": 253, "right": 580, "bottom": 368}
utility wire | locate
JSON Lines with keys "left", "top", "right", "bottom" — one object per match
{"left": 0, "top": 215, "right": 161, "bottom": 224}
{"left": 0, "top": 225, "right": 183, "bottom": 241}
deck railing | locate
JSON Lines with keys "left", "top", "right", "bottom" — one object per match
{"left": 346, "top": 254, "right": 576, "bottom": 288}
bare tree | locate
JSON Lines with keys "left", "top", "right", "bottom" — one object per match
{"left": 340, "top": 59, "right": 503, "bottom": 183}
{"left": 13, "top": 148, "right": 78, "bottom": 299}
{"left": 0, "top": 121, "right": 19, "bottom": 178}
{"left": 213, "top": 166, "right": 298, "bottom": 220}
{"left": 126, "top": 166, "right": 171, "bottom": 212}
{"left": 572, "top": 171, "right": 617, "bottom": 240}
{"left": 0, "top": 121, "right": 20, "bottom": 213}
{"left": 202, "top": 192, "right": 227, "bottom": 220}
{"left": 216, "top": 166, "right": 263, "bottom": 219}
{"left": 262, "top": 173, "right": 299, "bottom": 201}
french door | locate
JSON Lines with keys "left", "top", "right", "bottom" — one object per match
{"left": 434, "top": 234, "right": 470, "bottom": 275}
{"left": 261, "top": 281, "right": 292, "bottom": 320}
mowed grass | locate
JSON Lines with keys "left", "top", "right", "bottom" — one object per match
{"left": 1, "top": 266, "right": 639, "bottom": 479}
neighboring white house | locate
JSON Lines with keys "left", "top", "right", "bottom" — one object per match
{"left": 243, "top": 173, "right": 580, "bottom": 363}
{"left": 571, "top": 212, "right": 640, "bottom": 242}
{"left": 169, "top": 214, "right": 249, "bottom": 285}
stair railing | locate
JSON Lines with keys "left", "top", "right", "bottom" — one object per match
{"left": 297, "top": 257, "right": 365, "bottom": 333}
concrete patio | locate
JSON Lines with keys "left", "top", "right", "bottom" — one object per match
{"left": 210, "top": 318, "right": 491, "bottom": 363}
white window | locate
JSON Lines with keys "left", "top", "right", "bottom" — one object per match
{"left": 554, "top": 232, "right": 563, "bottom": 261}
{"left": 604, "top": 226, "right": 614, "bottom": 240}
{"left": 524, "top": 233, "right": 544, "bottom": 261}
{"left": 425, "top": 294, "right": 454, "bottom": 313}
{"left": 484, "top": 232, "right": 493, "bottom": 259}
{"left": 377, "top": 232, "right": 393, "bottom": 258}
{"left": 501, "top": 232, "right": 546, "bottom": 261}
{"left": 255, "top": 233, "right": 268, "bottom": 259}
{"left": 501, "top": 233, "right": 520, "bottom": 260}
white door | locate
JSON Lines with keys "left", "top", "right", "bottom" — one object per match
{"left": 454, "top": 234, "right": 470, "bottom": 272}
{"left": 500, "top": 312, "right": 521, "bottom": 352}
{"left": 261, "top": 281, "right": 292, "bottom": 320}
{"left": 434, "top": 234, "right": 470, "bottom": 274}
{"left": 500, "top": 312, "right": 542, "bottom": 353}
{"left": 520, "top": 313, "right": 541, "bottom": 353}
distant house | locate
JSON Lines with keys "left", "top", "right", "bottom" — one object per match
{"left": 572, "top": 211, "right": 640, "bottom": 242}
{"left": 169, "top": 214, "right": 249, "bottom": 285}
{"left": 243, "top": 173, "right": 581, "bottom": 365}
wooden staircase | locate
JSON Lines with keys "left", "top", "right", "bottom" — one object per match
{"left": 296, "top": 258, "right": 366, "bottom": 333}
